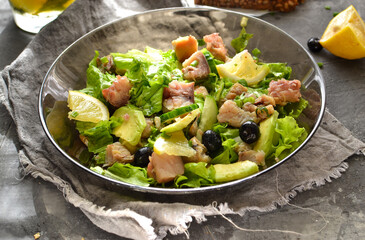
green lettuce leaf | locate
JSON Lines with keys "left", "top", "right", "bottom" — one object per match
{"left": 258, "top": 63, "right": 292, "bottom": 89}
{"left": 91, "top": 163, "right": 155, "bottom": 187}
{"left": 273, "top": 116, "right": 307, "bottom": 159}
{"left": 76, "top": 117, "right": 122, "bottom": 155}
{"left": 276, "top": 98, "right": 309, "bottom": 119}
{"left": 80, "top": 51, "right": 116, "bottom": 103}
{"left": 266, "top": 63, "right": 292, "bottom": 79}
{"left": 112, "top": 48, "right": 178, "bottom": 116}
{"left": 212, "top": 123, "right": 239, "bottom": 141}
{"left": 76, "top": 121, "right": 113, "bottom": 154}
{"left": 174, "top": 162, "right": 215, "bottom": 188}
{"left": 231, "top": 26, "right": 253, "bottom": 53}
{"left": 211, "top": 139, "right": 238, "bottom": 164}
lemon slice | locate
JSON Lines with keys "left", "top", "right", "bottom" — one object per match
{"left": 216, "top": 50, "right": 269, "bottom": 86}
{"left": 160, "top": 109, "right": 200, "bottom": 133}
{"left": 67, "top": 91, "right": 109, "bottom": 123}
{"left": 154, "top": 131, "right": 196, "bottom": 157}
{"left": 320, "top": 5, "right": 365, "bottom": 60}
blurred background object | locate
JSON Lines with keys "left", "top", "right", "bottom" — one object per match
{"left": 194, "top": 0, "right": 305, "bottom": 12}
{"left": 8, "top": 0, "right": 74, "bottom": 33}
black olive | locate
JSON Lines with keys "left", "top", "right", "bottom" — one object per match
{"left": 307, "top": 37, "right": 323, "bottom": 52}
{"left": 239, "top": 121, "right": 260, "bottom": 144}
{"left": 202, "top": 130, "right": 222, "bottom": 154}
{"left": 134, "top": 147, "right": 153, "bottom": 167}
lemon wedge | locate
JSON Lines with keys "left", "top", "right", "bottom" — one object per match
{"left": 154, "top": 131, "right": 196, "bottom": 157}
{"left": 216, "top": 50, "right": 269, "bottom": 86}
{"left": 320, "top": 5, "right": 365, "bottom": 60}
{"left": 67, "top": 91, "right": 109, "bottom": 123}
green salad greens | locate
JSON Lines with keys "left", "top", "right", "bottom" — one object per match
{"left": 61, "top": 20, "right": 309, "bottom": 189}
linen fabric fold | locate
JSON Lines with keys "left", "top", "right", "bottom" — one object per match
{"left": 1, "top": 0, "right": 364, "bottom": 239}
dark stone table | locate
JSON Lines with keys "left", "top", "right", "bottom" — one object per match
{"left": 1, "top": 0, "right": 364, "bottom": 239}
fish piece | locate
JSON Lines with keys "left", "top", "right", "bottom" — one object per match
{"left": 255, "top": 104, "right": 275, "bottom": 120}
{"left": 102, "top": 75, "right": 132, "bottom": 108}
{"left": 203, "top": 33, "right": 228, "bottom": 62}
{"left": 226, "top": 83, "right": 248, "bottom": 100}
{"left": 104, "top": 142, "right": 134, "bottom": 167}
{"left": 254, "top": 94, "right": 276, "bottom": 106}
{"left": 239, "top": 150, "right": 266, "bottom": 166}
{"left": 163, "top": 80, "right": 195, "bottom": 111}
{"left": 268, "top": 79, "right": 301, "bottom": 106}
{"left": 242, "top": 102, "right": 257, "bottom": 113}
{"left": 96, "top": 55, "right": 115, "bottom": 73}
{"left": 141, "top": 118, "right": 154, "bottom": 139}
{"left": 147, "top": 152, "right": 184, "bottom": 183}
{"left": 235, "top": 142, "right": 252, "bottom": 153}
{"left": 172, "top": 35, "right": 198, "bottom": 62}
{"left": 183, "top": 137, "right": 211, "bottom": 163}
{"left": 194, "top": 85, "right": 209, "bottom": 98}
{"left": 182, "top": 51, "right": 210, "bottom": 81}
{"left": 217, "top": 100, "right": 257, "bottom": 127}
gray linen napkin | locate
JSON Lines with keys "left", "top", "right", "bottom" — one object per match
{"left": 1, "top": 0, "right": 365, "bottom": 239}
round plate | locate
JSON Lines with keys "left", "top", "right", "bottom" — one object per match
{"left": 39, "top": 7, "right": 325, "bottom": 194}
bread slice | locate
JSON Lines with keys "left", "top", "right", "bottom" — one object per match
{"left": 194, "top": 0, "right": 305, "bottom": 12}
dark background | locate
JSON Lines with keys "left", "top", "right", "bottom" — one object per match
{"left": 0, "top": 0, "right": 364, "bottom": 239}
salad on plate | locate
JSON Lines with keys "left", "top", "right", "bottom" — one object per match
{"left": 63, "top": 21, "right": 309, "bottom": 188}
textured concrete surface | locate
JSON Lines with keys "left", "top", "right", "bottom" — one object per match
{"left": 0, "top": 0, "right": 364, "bottom": 239}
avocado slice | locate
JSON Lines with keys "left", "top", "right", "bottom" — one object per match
{"left": 253, "top": 110, "right": 279, "bottom": 157}
{"left": 214, "top": 160, "right": 259, "bottom": 183}
{"left": 112, "top": 106, "right": 146, "bottom": 146}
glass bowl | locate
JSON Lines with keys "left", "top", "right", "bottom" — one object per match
{"left": 39, "top": 7, "right": 325, "bottom": 195}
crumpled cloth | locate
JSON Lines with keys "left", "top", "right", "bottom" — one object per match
{"left": 1, "top": 0, "right": 365, "bottom": 239}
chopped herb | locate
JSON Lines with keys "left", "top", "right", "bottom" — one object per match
{"left": 100, "top": 56, "right": 109, "bottom": 64}
{"left": 160, "top": 131, "right": 171, "bottom": 139}
{"left": 243, "top": 97, "right": 255, "bottom": 104}
{"left": 333, "top": 12, "right": 339, "bottom": 17}
{"left": 256, "top": 106, "right": 269, "bottom": 116}
{"left": 238, "top": 79, "right": 248, "bottom": 87}
{"left": 240, "top": 17, "right": 248, "bottom": 27}
{"left": 317, "top": 62, "right": 323, "bottom": 68}
{"left": 190, "top": 60, "right": 199, "bottom": 67}
{"left": 70, "top": 111, "right": 79, "bottom": 118}
{"left": 325, "top": 6, "right": 331, "bottom": 10}
{"left": 198, "top": 39, "right": 206, "bottom": 46}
